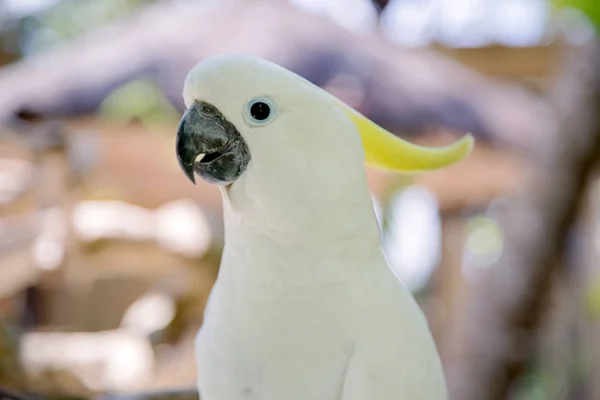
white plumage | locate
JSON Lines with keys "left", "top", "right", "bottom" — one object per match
{"left": 178, "top": 53, "right": 471, "bottom": 400}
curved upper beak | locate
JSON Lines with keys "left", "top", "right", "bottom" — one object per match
{"left": 176, "top": 101, "right": 250, "bottom": 185}
{"left": 176, "top": 107, "right": 201, "bottom": 183}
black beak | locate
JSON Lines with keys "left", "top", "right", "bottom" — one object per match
{"left": 176, "top": 101, "right": 250, "bottom": 185}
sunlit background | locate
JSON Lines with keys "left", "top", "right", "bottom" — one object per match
{"left": 0, "top": 0, "right": 599, "bottom": 399}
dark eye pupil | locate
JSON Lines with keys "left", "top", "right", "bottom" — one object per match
{"left": 250, "top": 102, "right": 270, "bottom": 121}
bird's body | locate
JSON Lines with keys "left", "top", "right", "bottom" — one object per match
{"left": 175, "top": 53, "right": 472, "bottom": 400}
{"left": 196, "top": 165, "right": 446, "bottom": 400}
{"left": 197, "top": 233, "right": 446, "bottom": 400}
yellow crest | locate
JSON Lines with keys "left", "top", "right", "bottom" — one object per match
{"left": 341, "top": 103, "right": 474, "bottom": 172}
{"left": 289, "top": 69, "right": 474, "bottom": 172}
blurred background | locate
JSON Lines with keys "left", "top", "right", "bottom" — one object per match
{"left": 0, "top": 0, "right": 599, "bottom": 399}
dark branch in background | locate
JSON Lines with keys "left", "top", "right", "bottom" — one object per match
{"left": 0, "top": 388, "right": 88, "bottom": 400}
{"left": 0, "top": 322, "right": 27, "bottom": 392}
{"left": 445, "top": 41, "right": 600, "bottom": 400}
{"left": 97, "top": 389, "right": 198, "bottom": 400}
{"left": 0, "top": 388, "right": 38, "bottom": 400}
{"left": 0, "top": 387, "right": 200, "bottom": 400}
{"left": 370, "top": 0, "right": 390, "bottom": 15}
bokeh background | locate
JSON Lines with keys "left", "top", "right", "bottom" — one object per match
{"left": 0, "top": 0, "right": 599, "bottom": 399}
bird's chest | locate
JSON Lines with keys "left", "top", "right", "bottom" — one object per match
{"left": 194, "top": 281, "right": 355, "bottom": 400}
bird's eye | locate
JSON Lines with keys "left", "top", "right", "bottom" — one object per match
{"left": 245, "top": 97, "right": 277, "bottom": 126}
{"left": 250, "top": 102, "right": 270, "bottom": 120}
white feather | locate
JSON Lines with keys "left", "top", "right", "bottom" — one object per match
{"left": 184, "top": 53, "right": 447, "bottom": 400}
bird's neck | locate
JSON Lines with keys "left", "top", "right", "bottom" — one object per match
{"left": 217, "top": 174, "right": 384, "bottom": 286}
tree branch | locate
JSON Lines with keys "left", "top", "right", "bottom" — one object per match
{"left": 97, "top": 389, "right": 197, "bottom": 400}
{"left": 445, "top": 41, "right": 600, "bottom": 400}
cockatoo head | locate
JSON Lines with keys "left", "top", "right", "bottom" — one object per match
{"left": 176, "top": 53, "right": 473, "bottom": 190}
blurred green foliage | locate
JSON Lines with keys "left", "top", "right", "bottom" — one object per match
{"left": 586, "top": 272, "right": 600, "bottom": 318}
{"left": 513, "top": 366, "right": 556, "bottom": 400}
{"left": 464, "top": 215, "right": 504, "bottom": 261}
{"left": 98, "top": 78, "right": 180, "bottom": 129}
{"left": 14, "top": 0, "right": 158, "bottom": 55}
{"left": 554, "top": 0, "right": 600, "bottom": 29}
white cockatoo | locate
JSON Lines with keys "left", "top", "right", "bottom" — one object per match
{"left": 175, "top": 53, "right": 473, "bottom": 400}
